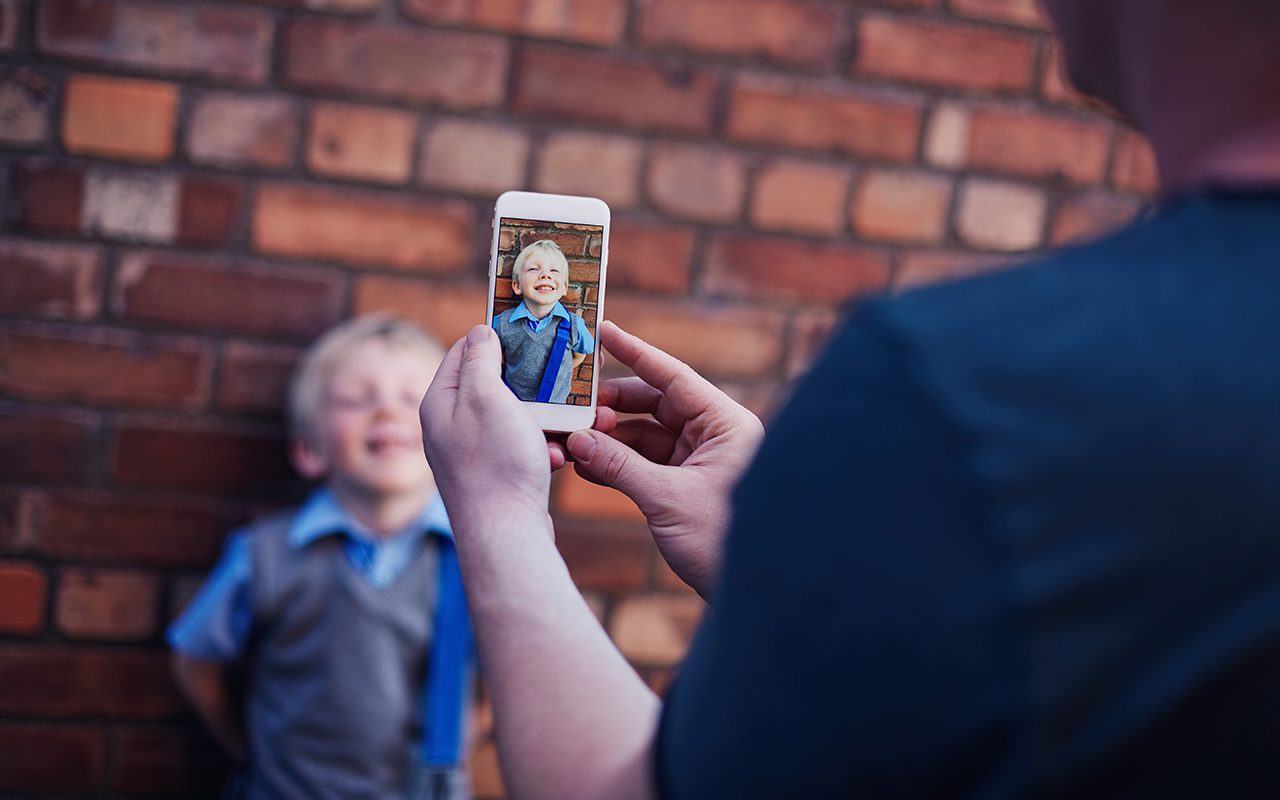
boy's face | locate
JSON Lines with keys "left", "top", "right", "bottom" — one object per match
{"left": 297, "top": 339, "right": 441, "bottom": 498}
{"left": 512, "top": 251, "right": 567, "bottom": 307}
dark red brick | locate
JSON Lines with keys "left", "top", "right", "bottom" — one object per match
{"left": 0, "top": 408, "right": 97, "bottom": 483}
{"left": 0, "top": 646, "right": 184, "bottom": 719}
{"left": 38, "top": 0, "right": 272, "bottom": 84}
{"left": 0, "top": 325, "right": 211, "bottom": 410}
{"left": 216, "top": 341, "right": 301, "bottom": 415}
{"left": 110, "top": 726, "right": 229, "bottom": 796}
{"left": 514, "top": 47, "right": 717, "bottom": 135}
{"left": 638, "top": 0, "right": 840, "bottom": 67}
{"left": 853, "top": 15, "right": 1037, "bottom": 93}
{"left": 403, "top": 0, "right": 626, "bottom": 46}
{"left": 607, "top": 220, "right": 695, "bottom": 294}
{"left": 9, "top": 162, "right": 85, "bottom": 234}
{"left": 0, "top": 238, "right": 104, "bottom": 320}
{"left": 110, "top": 422, "right": 294, "bottom": 493}
{"left": 553, "top": 518, "right": 653, "bottom": 591}
{"left": 0, "top": 562, "right": 46, "bottom": 634}
{"left": 703, "top": 234, "right": 890, "bottom": 305}
{"left": 178, "top": 175, "right": 243, "bottom": 246}
{"left": 0, "top": 724, "right": 106, "bottom": 793}
{"left": 31, "top": 490, "right": 225, "bottom": 568}
{"left": 114, "top": 252, "right": 345, "bottom": 340}
{"left": 284, "top": 19, "right": 507, "bottom": 109}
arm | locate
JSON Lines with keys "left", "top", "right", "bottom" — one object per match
{"left": 422, "top": 327, "right": 658, "bottom": 800}
{"left": 171, "top": 653, "right": 247, "bottom": 762}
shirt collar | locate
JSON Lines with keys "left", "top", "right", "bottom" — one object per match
{"left": 287, "top": 487, "right": 453, "bottom": 549}
{"left": 509, "top": 301, "right": 570, "bottom": 324}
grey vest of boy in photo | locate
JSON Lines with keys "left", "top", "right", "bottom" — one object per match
{"left": 241, "top": 514, "right": 470, "bottom": 800}
{"left": 494, "top": 309, "right": 583, "bottom": 403}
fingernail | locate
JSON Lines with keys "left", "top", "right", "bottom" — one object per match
{"left": 567, "top": 431, "right": 596, "bottom": 462}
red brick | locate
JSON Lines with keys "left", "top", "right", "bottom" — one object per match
{"left": 0, "top": 325, "right": 210, "bottom": 410}
{"left": 55, "top": 567, "right": 160, "bottom": 641}
{"left": 241, "top": 0, "right": 379, "bottom": 10}
{"left": 638, "top": 0, "right": 840, "bottom": 66}
{"left": 420, "top": 118, "right": 530, "bottom": 196}
{"left": 0, "top": 646, "right": 183, "bottom": 719}
{"left": 110, "top": 726, "right": 227, "bottom": 795}
{"left": 0, "top": 409, "right": 97, "bottom": 483}
{"left": 0, "top": 724, "right": 105, "bottom": 793}
{"left": 9, "top": 161, "right": 85, "bottom": 234}
{"left": 1049, "top": 190, "right": 1142, "bottom": 246}
{"left": 403, "top": 0, "right": 626, "bottom": 46}
{"left": 0, "top": 0, "right": 18, "bottom": 50}
{"left": 0, "top": 563, "right": 46, "bottom": 634}
{"left": 647, "top": 144, "right": 746, "bottom": 224}
{"left": 217, "top": 341, "right": 301, "bottom": 415}
{"left": 607, "top": 219, "right": 695, "bottom": 294}
{"left": 115, "top": 252, "right": 344, "bottom": 341}
{"left": 609, "top": 594, "right": 704, "bottom": 666}
{"left": 187, "top": 92, "right": 299, "bottom": 169}
{"left": 553, "top": 469, "right": 643, "bottom": 522}
{"left": 0, "top": 68, "right": 55, "bottom": 146}
{"left": 110, "top": 422, "right": 293, "bottom": 493}
{"left": 787, "top": 309, "right": 840, "bottom": 378}
{"left": 62, "top": 73, "right": 177, "bottom": 161}
{"left": 607, "top": 296, "right": 786, "bottom": 379}
{"left": 553, "top": 517, "right": 652, "bottom": 590}
{"left": 307, "top": 102, "right": 417, "bottom": 184}
{"left": 726, "top": 76, "right": 920, "bottom": 162}
{"left": 83, "top": 169, "right": 179, "bottom": 243}
{"left": 1112, "top": 128, "right": 1159, "bottom": 195}
{"left": 178, "top": 174, "right": 244, "bottom": 246}
{"left": 966, "top": 107, "right": 1112, "bottom": 184}
{"left": 703, "top": 234, "right": 890, "bottom": 305}
{"left": 38, "top": 0, "right": 272, "bottom": 83}
{"left": 25, "top": 490, "right": 225, "bottom": 568}
{"left": 514, "top": 47, "right": 716, "bottom": 135}
{"left": 534, "top": 131, "right": 642, "bottom": 209}
{"left": 751, "top": 158, "right": 851, "bottom": 236}
{"left": 851, "top": 168, "right": 953, "bottom": 244}
{"left": 285, "top": 19, "right": 507, "bottom": 109}
{"left": 353, "top": 276, "right": 488, "bottom": 345}
{"left": 254, "top": 182, "right": 474, "bottom": 272}
{"left": 895, "top": 248, "right": 1014, "bottom": 289}
{"left": 0, "top": 238, "right": 103, "bottom": 320}
{"left": 518, "top": 228, "right": 591, "bottom": 257}
{"left": 854, "top": 15, "right": 1037, "bottom": 93}
{"left": 949, "top": 0, "right": 1045, "bottom": 27}
{"left": 924, "top": 101, "right": 971, "bottom": 168}
{"left": 955, "top": 178, "right": 1047, "bottom": 251}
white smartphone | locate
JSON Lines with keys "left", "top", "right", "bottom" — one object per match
{"left": 486, "top": 191, "right": 610, "bottom": 433}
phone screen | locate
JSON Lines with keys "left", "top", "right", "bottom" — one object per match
{"left": 492, "top": 216, "right": 603, "bottom": 407}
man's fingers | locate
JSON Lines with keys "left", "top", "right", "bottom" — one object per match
{"left": 421, "top": 335, "right": 467, "bottom": 419}
{"left": 598, "top": 377, "right": 662, "bottom": 415}
{"left": 566, "top": 428, "right": 667, "bottom": 502}
{"left": 457, "top": 325, "right": 505, "bottom": 394}
{"left": 609, "top": 418, "right": 679, "bottom": 465}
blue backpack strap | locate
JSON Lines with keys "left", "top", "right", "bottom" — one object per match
{"left": 420, "top": 534, "right": 472, "bottom": 768}
{"left": 535, "top": 316, "right": 573, "bottom": 403}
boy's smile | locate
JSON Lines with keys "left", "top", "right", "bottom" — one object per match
{"left": 514, "top": 252, "right": 567, "bottom": 310}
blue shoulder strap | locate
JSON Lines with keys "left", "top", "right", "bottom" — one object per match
{"left": 535, "top": 316, "right": 573, "bottom": 403}
{"left": 420, "top": 535, "right": 472, "bottom": 767}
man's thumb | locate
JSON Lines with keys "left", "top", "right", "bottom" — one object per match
{"left": 567, "top": 430, "right": 659, "bottom": 500}
{"left": 459, "top": 325, "right": 502, "bottom": 384}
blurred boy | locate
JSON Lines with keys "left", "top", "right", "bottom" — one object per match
{"left": 492, "top": 239, "right": 595, "bottom": 403}
{"left": 169, "top": 315, "right": 474, "bottom": 800}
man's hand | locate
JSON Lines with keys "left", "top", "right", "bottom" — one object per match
{"left": 566, "top": 321, "right": 764, "bottom": 599}
{"left": 421, "top": 325, "right": 561, "bottom": 532}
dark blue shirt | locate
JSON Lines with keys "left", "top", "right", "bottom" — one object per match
{"left": 658, "top": 191, "right": 1280, "bottom": 798}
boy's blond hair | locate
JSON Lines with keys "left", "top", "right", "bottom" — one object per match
{"left": 512, "top": 239, "right": 569, "bottom": 280}
{"left": 288, "top": 314, "right": 445, "bottom": 443}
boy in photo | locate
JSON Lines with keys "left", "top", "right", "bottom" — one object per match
{"left": 168, "top": 315, "right": 475, "bottom": 800}
{"left": 492, "top": 239, "right": 595, "bottom": 404}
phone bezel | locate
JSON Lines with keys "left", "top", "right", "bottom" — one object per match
{"left": 487, "top": 191, "right": 610, "bottom": 433}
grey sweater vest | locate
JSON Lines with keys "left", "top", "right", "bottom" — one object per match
{"left": 244, "top": 512, "right": 469, "bottom": 800}
{"left": 494, "top": 307, "right": 580, "bottom": 403}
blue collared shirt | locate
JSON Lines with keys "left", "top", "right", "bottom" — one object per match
{"left": 167, "top": 488, "right": 452, "bottom": 661}
{"left": 502, "top": 301, "right": 595, "bottom": 354}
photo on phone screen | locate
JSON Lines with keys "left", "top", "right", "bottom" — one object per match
{"left": 492, "top": 217, "right": 602, "bottom": 407}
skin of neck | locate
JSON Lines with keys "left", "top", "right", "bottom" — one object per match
{"left": 328, "top": 476, "right": 436, "bottom": 538}
{"left": 521, "top": 296, "right": 558, "bottom": 320}
{"left": 1108, "top": 4, "right": 1280, "bottom": 199}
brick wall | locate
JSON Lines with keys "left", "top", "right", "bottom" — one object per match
{"left": 0, "top": 0, "right": 1155, "bottom": 796}
{"left": 494, "top": 217, "right": 601, "bottom": 405}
